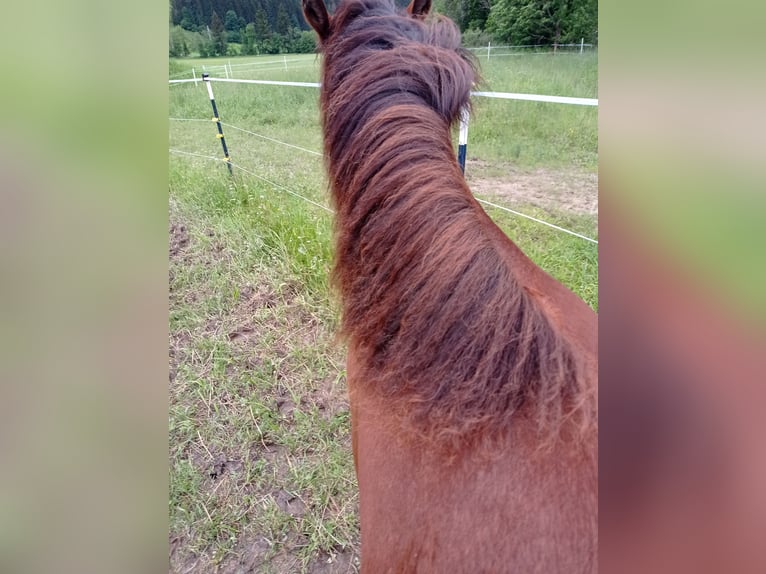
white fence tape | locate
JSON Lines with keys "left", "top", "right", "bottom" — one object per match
{"left": 169, "top": 76, "right": 598, "bottom": 243}
{"left": 169, "top": 77, "right": 598, "bottom": 107}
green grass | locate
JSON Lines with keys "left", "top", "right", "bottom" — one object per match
{"left": 169, "top": 53, "right": 321, "bottom": 81}
{"left": 476, "top": 52, "right": 598, "bottom": 97}
{"left": 468, "top": 52, "right": 598, "bottom": 169}
{"left": 170, "top": 51, "right": 597, "bottom": 171}
{"left": 169, "top": 168, "right": 355, "bottom": 572}
{"left": 169, "top": 50, "right": 598, "bottom": 572}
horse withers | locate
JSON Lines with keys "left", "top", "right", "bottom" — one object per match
{"left": 302, "top": 1, "right": 598, "bottom": 571}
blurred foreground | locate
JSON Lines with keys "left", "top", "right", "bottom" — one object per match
{"left": 1, "top": 1, "right": 765, "bottom": 573}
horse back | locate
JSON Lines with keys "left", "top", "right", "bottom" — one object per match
{"left": 349, "top": 361, "right": 598, "bottom": 574}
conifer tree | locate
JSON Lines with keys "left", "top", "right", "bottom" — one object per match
{"left": 210, "top": 11, "right": 227, "bottom": 56}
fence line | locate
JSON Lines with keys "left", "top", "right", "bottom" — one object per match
{"left": 479, "top": 52, "right": 584, "bottom": 58}
{"left": 169, "top": 76, "right": 598, "bottom": 106}
{"left": 471, "top": 91, "right": 597, "bottom": 106}
{"left": 230, "top": 163, "right": 334, "bottom": 214}
{"left": 227, "top": 58, "right": 307, "bottom": 68}
{"left": 474, "top": 198, "right": 597, "bottom": 243}
{"left": 170, "top": 148, "right": 334, "bottom": 214}
{"left": 169, "top": 77, "right": 598, "bottom": 243}
{"left": 169, "top": 149, "right": 226, "bottom": 162}
{"left": 169, "top": 57, "right": 319, "bottom": 82}
{"left": 465, "top": 43, "right": 595, "bottom": 50}
{"left": 169, "top": 71, "right": 197, "bottom": 79}
{"left": 221, "top": 122, "right": 323, "bottom": 157}
{"left": 227, "top": 64, "right": 318, "bottom": 74}
{"left": 169, "top": 117, "right": 323, "bottom": 158}
{"left": 170, "top": 45, "right": 594, "bottom": 80}
{"left": 178, "top": 77, "right": 321, "bottom": 88}
{"left": 465, "top": 41, "right": 595, "bottom": 59}
{"left": 170, "top": 142, "right": 597, "bottom": 243}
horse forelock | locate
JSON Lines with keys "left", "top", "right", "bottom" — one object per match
{"left": 316, "top": 0, "right": 594, "bottom": 451}
{"left": 320, "top": 1, "right": 475, "bottom": 133}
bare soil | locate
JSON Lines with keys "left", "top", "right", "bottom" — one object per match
{"left": 169, "top": 214, "right": 359, "bottom": 574}
{"left": 466, "top": 163, "right": 598, "bottom": 216}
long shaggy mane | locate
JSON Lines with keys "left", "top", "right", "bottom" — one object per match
{"left": 316, "top": 0, "right": 591, "bottom": 446}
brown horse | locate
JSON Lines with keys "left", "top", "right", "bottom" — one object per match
{"left": 302, "top": 1, "right": 598, "bottom": 571}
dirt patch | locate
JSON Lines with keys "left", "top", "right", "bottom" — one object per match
{"left": 230, "top": 536, "right": 273, "bottom": 574}
{"left": 273, "top": 489, "right": 308, "bottom": 518}
{"left": 238, "top": 283, "right": 279, "bottom": 312}
{"left": 467, "top": 164, "right": 598, "bottom": 216}
{"left": 209, "top": 459, "right": 244, "bottom": 480}
{"left": 203, "top": 534, "right": 359, "bottom": 574}
{"left": 310, "top": 374, "right": 350, "bottom": 421}
{"left": 177, "top": 535, "right": 275, "bottom": 574}
{"left": 169, "top": 222, "right": 190, "bottom": 258}
{"left": 169, "top": 207, "right": 358, "bottom": 574}
{"left": 307, "top": 550, "right": 360, "bottom": 574}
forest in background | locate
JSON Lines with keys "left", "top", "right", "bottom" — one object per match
{"left": 169, "top": 0, "right": 597, "bottom": 57}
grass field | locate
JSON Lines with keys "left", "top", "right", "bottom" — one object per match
{"left": 170, "top": 51, "right": 597, "bottom": 170}
{"left": 169, "top": 49, "right": 597, "bottom": 573}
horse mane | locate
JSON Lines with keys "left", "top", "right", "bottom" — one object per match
{"left": 317, "top": 0, "right": 591, "bottom": 448}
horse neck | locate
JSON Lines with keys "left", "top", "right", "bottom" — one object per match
{"left": 319, "top": 35, "right": 474, "bottom": 211}
{"left": 321, "top": 92, "right": 540, "bottom": 291}
{"left": 323, "top": 96, "right": 465, "bottom": 218}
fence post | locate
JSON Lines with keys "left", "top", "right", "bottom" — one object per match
{"left": 202, "top": 74, "right": 233, "bottom": 176}
{"left": 192, "top": 67, "right": 197, "bottom": 84}
{"left": 580, "top": 38, "right": 584, "bottom": 54}
{"left": 284, "top": 55, "right": 288, "bottom": 71}
{"left": 487, "top": 41, "right": 491, "bottom": 61}
{"left": 458, "top": 107, "right": 469, "bottom": 174}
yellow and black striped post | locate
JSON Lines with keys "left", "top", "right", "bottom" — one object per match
{"left": 202, "top": 73, "right": 233, "bottom": 176}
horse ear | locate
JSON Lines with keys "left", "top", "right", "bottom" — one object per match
{"left": 302, "top": 0, "right": 331, "bottom": 41}
{"left": 407, "top": 0, "right": 432, "bottom": 17}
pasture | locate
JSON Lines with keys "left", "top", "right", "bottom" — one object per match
{"left": 169, "top": 49, "right": 597, "bottom": 573}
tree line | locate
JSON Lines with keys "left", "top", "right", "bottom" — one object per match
{"left": 169, "top": 0, "right": 319, "bottom": 56}
{"left": 169, "top": 0, "right": 597, "bottom": 57}
{"left": 434, "top": 0, "right": 597, "bottom": 47}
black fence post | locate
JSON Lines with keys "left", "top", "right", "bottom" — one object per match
{"left": 202, "top": 73, "right": 233, "bottom": 176}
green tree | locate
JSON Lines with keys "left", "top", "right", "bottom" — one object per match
{"left": 433, "top": 0, "right": 463, "bottom": 24}
{"left": 487, "top": 0, "right": 596, "bottom": 46}
{"left": 542, "top": 0, "right": 577, "bottom": 48}
{"left": 487, "top": 0, "right": 542, "bottom": 44}
{"left": 254, "top": 8, "right": 270, "bottom": 43}
{"left": 169, "top": 25, "right": 190, "bottom": 57}
{"left": 224, "top": 9, "right": 241, "bottom": 43}
{"left": 293, "top": 30, "right": 318, "bottom": 53}
{"left": 461, "top": 27, "right": 493, "bottom": 47}
{"left": 563, "top": 0, "right": 597, "bottom": 44}
{"left": 242, "top": 22, "right": 257, "bottom": 55}
{"left": 276, "top": 5, "right": 292, "bottom": 36}
{"left": 463, "top": 0, "right": 492, "bottom": 30}
{"left": 179, "top": 6, "right": 198, "bottom": 31}
{"left": 210, "top": 11, "right": 227, "bottom": 56}
{"left": 197, "top": 38, "right": 213, "bottom": 58}
{"left": 433, "top": 0, "right": 492, "bottom": 31}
